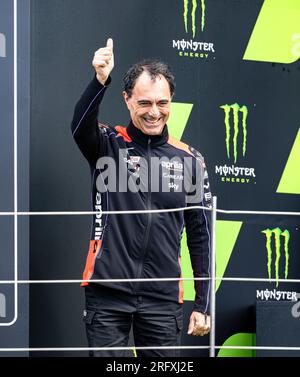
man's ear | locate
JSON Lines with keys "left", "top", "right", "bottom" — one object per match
{"left": 122, "top": 91, "right": 130, "bottom": 108}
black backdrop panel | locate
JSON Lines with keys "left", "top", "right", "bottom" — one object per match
{"left": 256, "top": 301, "right": 300, "bottom": 357}
{"left": 28, "top": 0, "right": 300, "bottom": 356}
{"left": 0, "top": 0, "right": 30, "bottom": 356}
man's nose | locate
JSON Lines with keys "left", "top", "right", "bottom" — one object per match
{"left": 148, "top": 104, "right": 160, "bottom": 117}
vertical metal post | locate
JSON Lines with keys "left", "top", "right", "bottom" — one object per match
{"left": 0, "top": 0, "right": 18, "bottom": 328}
{"left": 209, "top": 196, "right": 217, "bottom": 357}
{"left": 13, "top": 0, "right": 18, "bottom": 326}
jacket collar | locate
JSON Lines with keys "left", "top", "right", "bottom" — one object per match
{"left": 126, "top": 121, "right": 169, "bottom": 147}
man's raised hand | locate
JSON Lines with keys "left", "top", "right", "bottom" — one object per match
{"left": 92, "top": 38, "right": 114, "bottom": 85}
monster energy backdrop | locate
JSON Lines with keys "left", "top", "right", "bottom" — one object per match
{"left": 1, "top": 0, "right": 299, "bottom": 357}
{"left": 0, "top": 0, "right": 30, "bottom": 356}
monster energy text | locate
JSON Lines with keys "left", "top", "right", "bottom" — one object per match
{"left": 172, "top": 40, "right": 214, "bottom": 59}
{"left": 215, "top": 103, "right": 256, "bottom": 184}
{"left": 172, "top": 0, "right": 215, "bottom": 59}
{"left": 261, "top": 228, "right": 290, "bottom": 287}
{"left": 256, "top": 289, "right": 297, "bottom": 301}
{"left": 215, "top": 164, "right": 255, "bottom": 184}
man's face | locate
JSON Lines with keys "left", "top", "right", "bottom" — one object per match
{"left": 123, "top": 71, "right": 172, "bottom": 136}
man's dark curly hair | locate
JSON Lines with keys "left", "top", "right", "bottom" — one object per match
{"left": 123, "top": 59, "right": 176, "bottom": 98}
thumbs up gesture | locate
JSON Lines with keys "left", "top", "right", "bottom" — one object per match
{"left": 92, "top": 38, "right": 114, "bottom": 85}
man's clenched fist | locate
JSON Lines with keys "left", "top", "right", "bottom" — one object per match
{"left": 187, "top": 311, "right": 211, "bottom": 336}
{"left": 92, "top": 38, "right": 114, "bottom": 85}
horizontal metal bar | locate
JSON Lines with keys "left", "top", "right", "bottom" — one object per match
{"left": 216, "top": 209, "right": 300, "bottom": 216}
{"left": 0, "top": 276, "right": 299, "bottom": 285}
{"left": 0, "top": 207, "right": 299, "bottom": 217}
{"left": 1, "top": 345, "right": 300, "bottom": 352}
{"left": 0, "top": 277, "right": 209, "bottom": 285}
{"left": 0, "top": 346, "right": 209, "bottom": 352}
{"left": 0, "top": 206, "right": 210, "bottom": 216}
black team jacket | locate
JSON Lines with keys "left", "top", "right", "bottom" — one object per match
{"left": 71, "top": 76, "right": 212, "bottom": 314}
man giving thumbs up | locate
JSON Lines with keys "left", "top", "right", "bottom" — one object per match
{"left": 71, "top": 38, "right": 212, "bottom": 357}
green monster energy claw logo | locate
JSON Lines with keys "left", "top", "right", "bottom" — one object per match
{"left": 183, "top": 0, "right": 206, "bottom": 38}
{"left": 261, "top": 228, "right": 290, "bottom": 288}
{"left": 220, "top": 103, "right": 248, "bottom": 164}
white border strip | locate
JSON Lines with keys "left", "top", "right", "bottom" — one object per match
{"left": 0, "top": 0, "right": 18, "bottom": 327}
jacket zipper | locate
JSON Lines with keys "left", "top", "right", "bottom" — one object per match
{"left": 135, "top": 138, "right": 152, "bottom": 292}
